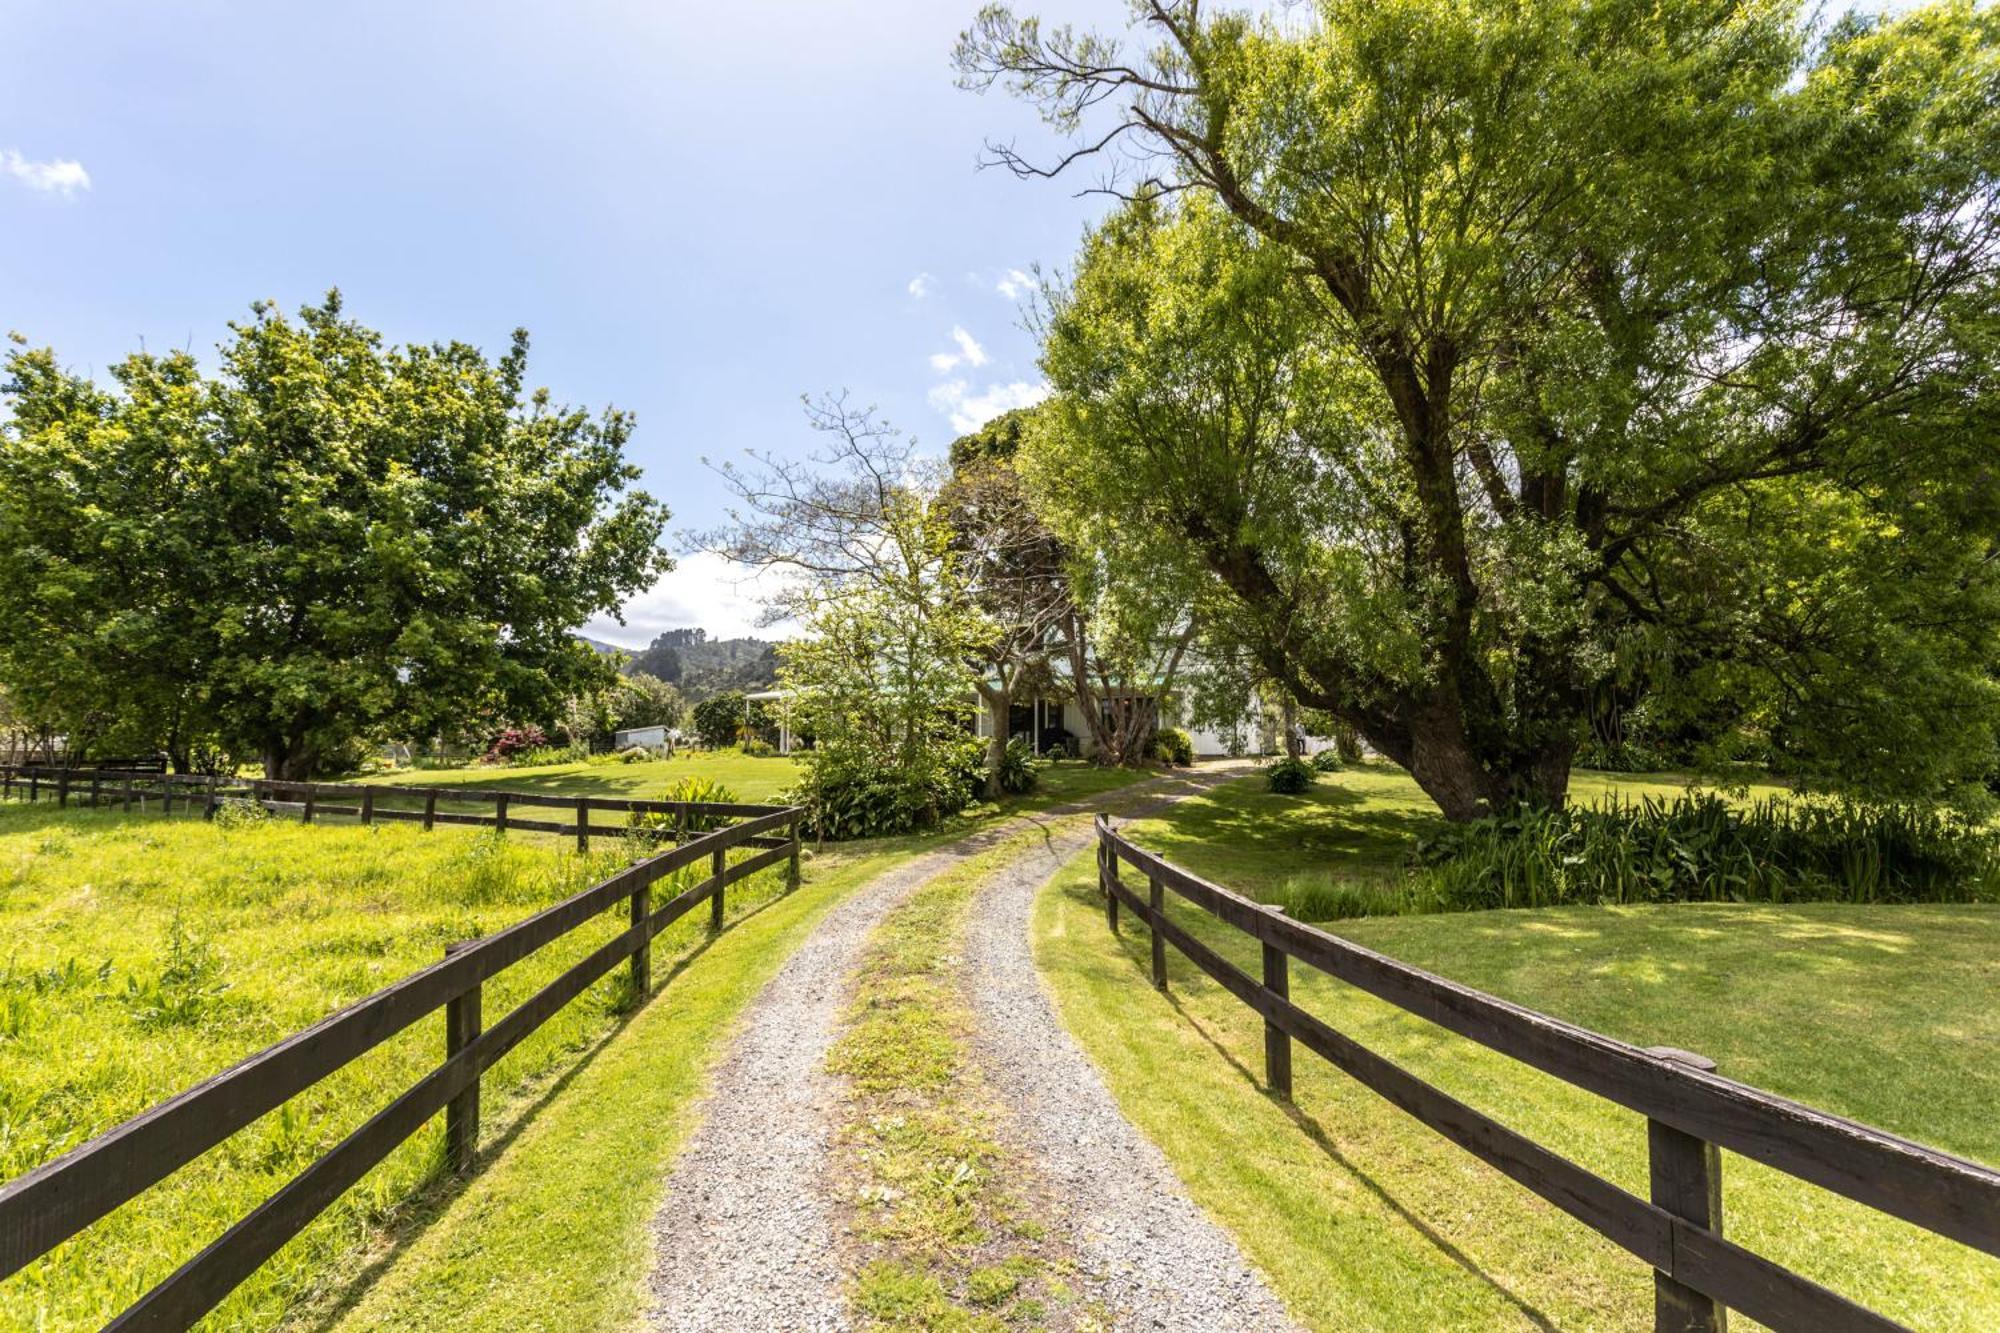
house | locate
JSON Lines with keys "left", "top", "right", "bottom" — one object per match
{"left": 612, "top": 724, "right": 672, "bottom": 751}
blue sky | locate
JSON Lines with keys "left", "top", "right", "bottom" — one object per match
{"left": 0, "top": 0, "right": 1128, "bottom": 645}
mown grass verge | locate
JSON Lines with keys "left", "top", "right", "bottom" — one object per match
{"left": 0, "top": 799, "right": 799, "bottom": 1329}
{"left": 1035, "top": 812, "right": 2000, "bottom": 1328}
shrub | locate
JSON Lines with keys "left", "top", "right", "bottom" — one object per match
{"left": 1310, "top": 749, "right": 1342, "bottom": 773}
{"left": 619, "top": 746, "right": 653, "bottom": 763}
{"left": 1266, "top": 756, "right": 1316, "bottom": 794}
{"left": 212, "top": 797, "right": 271, "bottom": 828}
{"left": 742, "top": 739, "right": 776, "bottom": 758}
{"left": 481, "top": 726, "right": 547, "bottom": 764}
{"left": 1150, "top": 727, "right": 1194, "bottom": 767}
{"left": 628, "top": 776, "right": 742, "bottom": 847}
{"left": 790, "top": 740, "right": 982, "bottom": 841}
{"left": 1414, "top": 794, "right": 2000, "bottom": 911}
{"left": 997, "top": 737, "right": 1041, "bottom": 795}
{"left": 691, "top": 692, "right": 745, "bottom": 749}
{"left": 509, "top": 742, "right": 586, "bottom": 767}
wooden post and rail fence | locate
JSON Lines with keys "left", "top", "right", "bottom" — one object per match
{"left": 0, "top": 764, "right": 803, "bottom": 866}
{"left": 0, "top": 771, "right": 804, "bottom": 1329}
{"left": 1095, "top": 814, "right": 2000, "bottom": 1333}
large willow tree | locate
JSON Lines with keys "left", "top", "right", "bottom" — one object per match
{"left": 964, "top": 0, "right": 2000, "bottom": 818}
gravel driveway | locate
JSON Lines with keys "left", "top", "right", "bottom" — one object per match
{"left": 644, "top": 764, "right": 1294, "bottom": 1331}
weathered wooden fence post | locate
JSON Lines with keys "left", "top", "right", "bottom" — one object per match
{"left": 630, "top": 880, "right": 651, "bottom": 997}
{"left": 445, "top": 942, "right": 483, "bottom": 1173}
{"left": 1262, "top": 906, "right": 1293, "bottom": 1100}
{"left": 575, "top": 797, "right": 590, "bottom": 854}
{"left": 360, "top": 789, "right": 375, "bottom": 826}
{"left": 494, "top": 794, "right": 509, "bottom": 836}
{"left": 28, "top": 771, "right": 38, "bottom": 803}
{"left": 206, "top": 774, "right": 220, "bottom": 821}
{"left": 1149, "top": 875, "right": 1168, "bottom": 990}
{"left": 423, "top": 790, "right": 437, "bottom": 832}
{"left": 89, "top": 773, "right": 101, "bottom": 810}
{"left": 124, "top": 777, "right": 134, "bottom": 814}
{"left": 788, "top": 815, "right": 802, "bottom": 888}
{"left": 57, "top": 772, "right": 69, "bottom": 809}
{"left": 1645, "top": 1047, "right": 1726, "bottom": 1333}
{"left": 710, "top": 845, "right": 726, "bottom": 932}
{"left": 1104, "top": 841, "right": 1120, "bottom": 935}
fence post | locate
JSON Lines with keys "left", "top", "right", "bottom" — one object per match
{"left": 301, "top": 783, "right": 316, "bottom": 825}
{"left": 1262, "top": 906, "right": 1293, "bottom": 1101}
{"left": 206, "top": 774, "right": 220, "bottom": 821}
{"left": 1149, "top": 875, "right": 1168, "bottom": 990}
{"left": 788, "top": 815, "right": 802, "bottom": 888}
{"left": 1104, "top": 839, "right": 1120, "bottom": 935}
{"left": 29, "top": 771, "right": 39, "bottom": 804}
{"left": 630, "top": 881, "right": 651, "bottom": 998}
{"left": 495, "top": 794, "right": 509, "bottom": 836}
{"left": 445, "top": 942, "right": 483, "bottom": 1173}
{"left": 57, "top": 772, "right": 69, "bottom": 809}
{"left": 360, "top": 789, "right": 375, "bottom": 826}
{"left": 89, "top": 773, "right": 101, "bottom": 810}
{"left": 124, "top": 777, "right": 134, "bottom": 814}
{"left": 575, "top": 797, "right": 590, "bottom": 854}
{"left": 423, "top": 790, "right": 437, "bottom": 832}
{"left": 1644, "top": 1047, "right": 1725, "bottom": 1333}
{"left": 709, "top": 845, "right": 727, "bottom": 932}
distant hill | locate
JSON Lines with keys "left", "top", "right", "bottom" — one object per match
{"left": 576, "top": 635, "right": 633, "bottom": 659}
{"left": 624, "top": 628, "right": 778, "bottom": 701}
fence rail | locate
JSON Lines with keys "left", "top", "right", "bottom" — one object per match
{"left": 1094, "top": 815, "right": 2000, "bottom": 1333}
{"left": 0, "top": 772, "right": 804, "bottom": 1330}
{"left": 0, "top": 765, "right": 775, "bottom": 851}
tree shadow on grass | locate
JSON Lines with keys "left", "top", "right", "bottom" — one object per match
{"left": 1147, "top": 978, "right": 1562, "bottom": 1333}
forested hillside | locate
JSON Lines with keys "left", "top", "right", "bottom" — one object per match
{"left": 624, "top": 629, "right": 777, "bottom": 702}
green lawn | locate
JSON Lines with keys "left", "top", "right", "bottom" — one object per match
{"left": 1036, "top": 770, "right": 2000, "bottom": 1329}
{"left": 359, "top": 750, "right": 1158, "bottom": 828}
{"left": 358, "top": 748, "right": 804, "bottom": 803}
{"left": 1129, "top": 761, "right": 1796, "bottom": 920}
{"left": 0, "top": 798, "right": 802, "bottom": 1330}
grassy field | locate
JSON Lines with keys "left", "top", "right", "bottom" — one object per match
{"left": 0, "top": 797, "right": 801, "bottom": 1329}
{"left": 358, "top": 750, "right": 1158, "bottom": 831}
{"left": 1130, "top": 761, "right": 1796, "bottom": 920}
{"left": 1036, "top": 769, "right": 2000, "bottom": 1329}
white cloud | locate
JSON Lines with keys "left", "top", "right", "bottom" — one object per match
{"left": 995, "top": 268, "right": 1035, "bottom": 300}
{"left": 907, "top": 272, "right": 935, "bottom": 299}
{"left": 581, "top": 551, "right": 800, "bottom": 646}
{"left": 1, "top": 149, "right": 90, "bottom": 196}
{"left": 927, "top": 379, "right": 1049, "bottom": 434}
{"left": 927, "top": 325, "right": 989, "bottom": 373}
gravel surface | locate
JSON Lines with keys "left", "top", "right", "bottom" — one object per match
{"left": 643, "top": 772, "right": 1223, "bottom": 1332}
{"left": 962, "top": 767, "right": 1302, "bottom": 1332}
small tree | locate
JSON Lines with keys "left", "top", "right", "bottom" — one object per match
{"left": 691, "top": 691, "right": 746, "bottom": 748}
{"left": 611, "top": 673, "right": 687, "bottom": 734}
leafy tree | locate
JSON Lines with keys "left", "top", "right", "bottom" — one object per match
{"left": 691, "top": 691, "right": 747, "bottom": 748}
{"left": 965, "top": 0, "right": 2000, "bottom": 817}
{"left": 610, "top": 673, "right": 687, "bottom": 733}
{"left": 0, "top": 293, "right": 671, "bottom": 778}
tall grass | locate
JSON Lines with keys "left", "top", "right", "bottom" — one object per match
{"left": 1414, "top": 794, "right": 2000, "bottom": 912}
{"left": 0, "top": 803, "right": 792, "bottom": 1329}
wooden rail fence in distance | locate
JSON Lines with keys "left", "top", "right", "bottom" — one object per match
{"left": 0, "top": 765, "right": 798, "bottom": 855}
{"left": 1095, "top": 815, "right": 2000, "bottom": 1333}
{"left": 0, "top": 777, "right": 804, "bottom": 1330}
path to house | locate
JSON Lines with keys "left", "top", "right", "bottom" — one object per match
{"left": 642, "top": 761, "right": 1297, "bottom": 1332}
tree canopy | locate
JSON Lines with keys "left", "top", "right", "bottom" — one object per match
{"left": 0, "top": 293, "right": 671, "bottom": 777}
{"left": 965, "top": 0, "right": 2000, "bottom": 817}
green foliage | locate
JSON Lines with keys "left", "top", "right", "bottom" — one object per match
{"left": 121, "top": 915, "right": 230, "bottom": 1030}
{"left": 624, "top": 629, "right": 778, "bottom": 702}
{"left": 788, "top": 739, "right": 983, "bottom": 842}
{"left": 0, "top": 293, "right": 670, "bottom": 779}
{"left": 1414, "top": 796, "right": 2000, "bottom": 911}
{"left": 976, "top": 0, "right": 2000, "bottom": 818}
{"left": 609, "top": 673, "right": 686, "bottom": 734}
{"left": 1310, "top": 749, "right": 1342, "bottom": 774}
{"left": 997, "top": 737, "right": 1042, "bottom": 795}
{"left": 1150, "top": 727, "right": 1194, "bottom": 768}
{"left": 741, "top": 739, "right": 776, "bottom": 758}
{"left": 690, "top": 692, "right": 746, "bottom": 748}
{"left": 627, "top": 775, "right": 741, "bottom": 845}
{"left": 1265, "top": 756, "right": 1316, "bottom": 795}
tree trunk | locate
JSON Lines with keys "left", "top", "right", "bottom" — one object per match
{"left": 263, "top": 734, "right": 316, "bottom": 782}
{"left": 1387, "top": 699, "right": 1575, "bottom": 821}
{"left": 1281, "top": 695, "right": 1301, "bottom": 758}
{"left": 976, "top": 682, "right": 1012, "bottom": 800}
